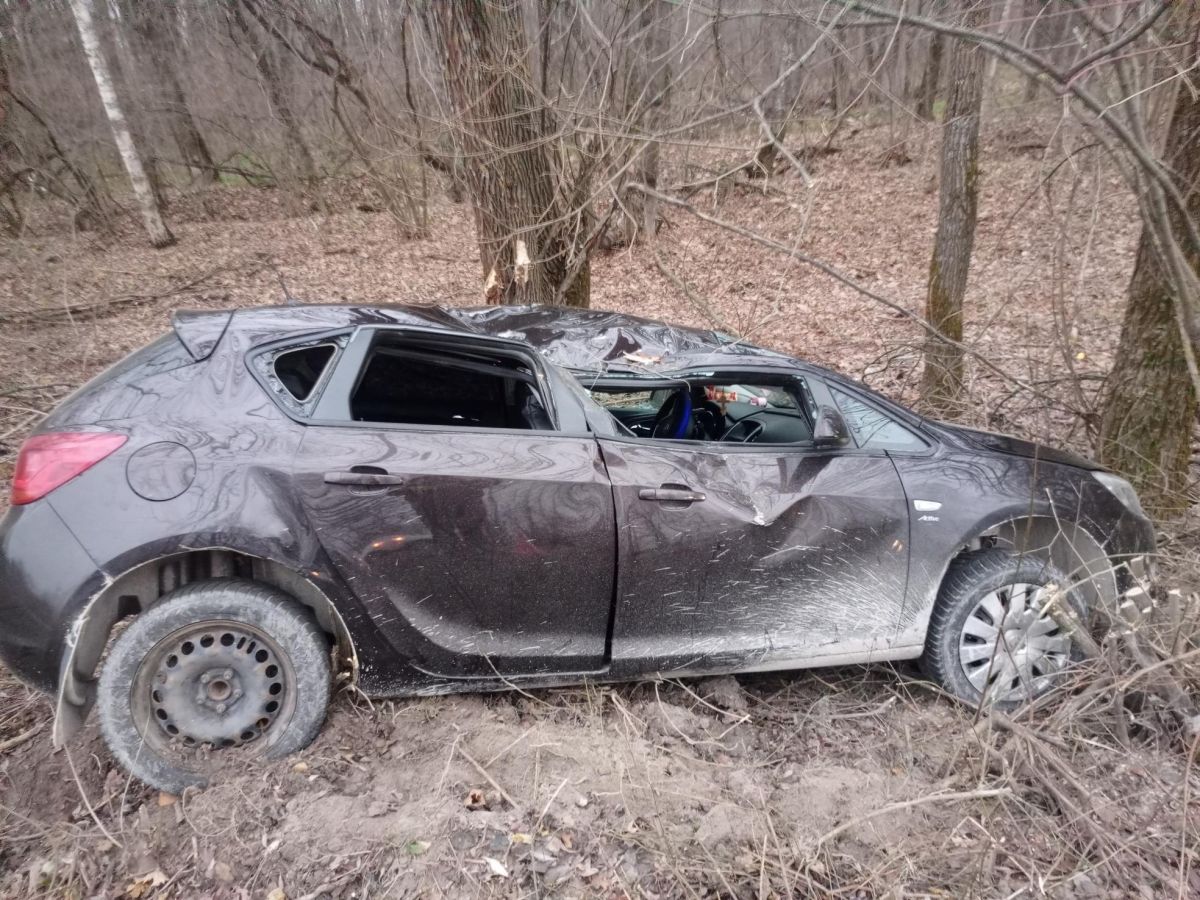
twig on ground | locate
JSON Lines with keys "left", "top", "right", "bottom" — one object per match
{"left": 457, "top": 745, "right": 524, "bottom": 815}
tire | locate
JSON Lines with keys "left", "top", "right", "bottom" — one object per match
{"left": 921, "top": 549, "right": 1084, "bottom": 709}
{"left": 97, "top": 579, "right": 331, "bottom": 794}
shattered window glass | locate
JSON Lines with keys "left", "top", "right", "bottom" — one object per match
{"left": 274, "top": 344, "right": 336, "bottom": 402}
{"left": 830, "top": 387, "right": 926, "bottom": 451}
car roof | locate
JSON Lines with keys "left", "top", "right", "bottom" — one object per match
{"left": 192, "top": 303, "right": 791, "bottom": 375}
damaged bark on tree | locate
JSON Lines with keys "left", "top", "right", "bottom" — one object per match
{"left": 430, "top": 0, "right": 591, "bottom": 307}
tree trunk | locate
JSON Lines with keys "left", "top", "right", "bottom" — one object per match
{"left": 1099, "top": 33, "right": 1200, "bottom": 517}
{"left": 915, "top": 2, "right": 945, "bottom": 122}
{"left": 132, "top": 1, "right": 217, "bottom": 184}
{"left": 69, "top": 0, "right": 173, "bottom": 248}
{"left": 229, "top": 1, "right": 319, "bottom": 192}
{"left": 623, "top": 0, "right": 669, "bottom": 246}
{"left": 920, "top": 4, "right": 987, "bottom": 414}
{"left": 431, "top": 0, "right": 589, "bottom": 307}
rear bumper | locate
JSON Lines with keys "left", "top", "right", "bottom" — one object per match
{"left": 0, "top": 502, "right": 99, "bottom": 694}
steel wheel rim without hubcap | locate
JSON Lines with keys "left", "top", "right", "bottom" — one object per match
{"left": 131, "top": 620, "right": 294, "bottom": 754}
{"left": 958, "top": 582, "right": 1073, "bottom": 703}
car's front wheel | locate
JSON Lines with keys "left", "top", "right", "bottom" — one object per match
{"left": 97, "top": 579, "right": 331, "bottom": 794}
{"left": 922, "top": 549, "right": 1084, "bottom": 707}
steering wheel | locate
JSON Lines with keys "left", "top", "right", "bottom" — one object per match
{"left": 719, "top": 411, "right": 767, "bottom": 443}
{"left": 691, "top": 399, "right": 726, "bottom": 440}
{"left": 651, "top": 389, "right": 693, "bottom": 439}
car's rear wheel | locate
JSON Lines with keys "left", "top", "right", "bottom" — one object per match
{"left": 98, "top": 579, "right": 331, "bottom": 794}
{"left": 922, "top": 549, "right": 1083, "bottom": 707}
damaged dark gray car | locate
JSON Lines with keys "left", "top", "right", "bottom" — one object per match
{"left": 0, "top": 304, "right": 1154, "bottom": 792}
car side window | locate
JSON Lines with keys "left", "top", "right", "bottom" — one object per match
{"left": 347, "top": 337, "right": 552, "bottom": 431}
{"left": 274, "top": 345, "right": 336, "bottom": 402}
{"left": 586, "top": 377, "right": 814, "bottom": 444}
{"left": 829, "top": 386, "right": 926, "bottom": 451}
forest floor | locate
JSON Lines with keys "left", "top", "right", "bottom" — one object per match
{"left": 1, "top": 117, "right": 1197, "bottom": 899}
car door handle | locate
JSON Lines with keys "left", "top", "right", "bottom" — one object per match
{"left": 324, "top": 468, "right": 405, "bottom": 487}
{"left": 639, "top": 486, "right": 706, "bottom": 503}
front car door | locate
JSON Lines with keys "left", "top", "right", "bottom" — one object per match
{"left": 587, "top": 367, "right": 919, "bottom": 675}
{"left": 289, "top": 327, "right": 616, "bottom": 684}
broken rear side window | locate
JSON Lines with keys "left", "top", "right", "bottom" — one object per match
{"left": 349, "top": 340, "right": 551, "bottom": 430}
{"left": 274, "top": 345, "right": 336, "bottom": 402}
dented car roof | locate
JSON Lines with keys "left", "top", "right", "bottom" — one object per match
{"left": 172, "top": 303, "right": 787, "bottom": 373}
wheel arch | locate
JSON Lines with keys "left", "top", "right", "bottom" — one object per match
{"left": 54, "top": 547, "right": 358, "bottom": 747}
{"left": 964, "top": 513, "right": 1117, "bottom": 613}
{"left": 902, "top": 511, "right": 1119, "bottom": 651}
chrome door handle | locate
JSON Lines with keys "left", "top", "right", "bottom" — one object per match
{"left": 639, "top": 486, "right": 706, "bottom": 503}
{"left": 324, "top": 468, "right": 404, "bottom": 486}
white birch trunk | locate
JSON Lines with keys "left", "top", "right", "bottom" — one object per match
{"left": 69, "top": 0, "right": 174, "bottom": 248}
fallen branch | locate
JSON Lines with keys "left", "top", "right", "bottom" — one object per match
{"left": 457, "top": 746, "right": 524, "bottom": 815}
{"left": 0, "top": 720, "right": 44, "bottom": 754}
{"left": 812, "top": 787, "right": 1011, "bottom": 850}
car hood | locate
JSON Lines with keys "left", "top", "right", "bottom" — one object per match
{"left": 928, "top": 422, "right": 1103, "bottom": 471}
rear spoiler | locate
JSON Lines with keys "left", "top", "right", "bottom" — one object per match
{"left": 171, "top": 310, "right": 233, "bottom": 361}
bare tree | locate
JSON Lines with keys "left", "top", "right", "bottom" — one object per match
{"left": 621, "top": 0, "right": 671, "bottom": 245}
{"left": 915, "top": 3, "right": 945, "bottom": 120}
{"left": 129, "top": 0, "right": 217, "bottom": 184}
{"left": 69, "top": 0, "right": 173, "bottom": 247}
{"left": 226, "top": 0, "right": 319, "bottom": 194}
{"left": 920, "top": 2, "right": 988, "bottom": 414}
{"left": 1100, "top": 17, "right": 1200, "bottom": 516}
{"left": 430, "top": 0, "right": 591, "bottom": 306}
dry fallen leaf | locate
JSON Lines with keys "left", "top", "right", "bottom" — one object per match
{"left": 123, "top": 870, "right": 167, "bottom": 899}
{"left": 465, "top": 788, "right": 489, "bottom": 810}
{"left": 156, "top": 792, "right": 176, "bottom": 807}
{"left": 483, "top": 857, "right": 509, "bottom": 878}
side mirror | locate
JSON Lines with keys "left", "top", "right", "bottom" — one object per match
{"left": 813, "top": 405, "right": 851, "bottom": 448}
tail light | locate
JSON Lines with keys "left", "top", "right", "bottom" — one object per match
{"left": 11, "top": 432, "right": 127, "bottom": 506}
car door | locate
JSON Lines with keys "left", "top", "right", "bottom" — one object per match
{"left": 595, "top": 370, "right": 913, "bottom": 674}
{"left": 291, "top": 327, "right": 616, "bottom": 679}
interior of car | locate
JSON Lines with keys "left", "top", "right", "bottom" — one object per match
{"left": 587, "top": 378, "right": 817, "bottom": 444}
{"left": 349, "top": 340, "right": 552, "bottom": 430}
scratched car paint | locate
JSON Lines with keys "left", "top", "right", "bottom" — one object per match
{"left": 0, "top": 304, "right": 1155, "bottom": 791}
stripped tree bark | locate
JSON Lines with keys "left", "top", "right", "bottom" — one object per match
{"left": 430, "top": 0, "right": 590, "bottom": 307}
{"left": 1099, "top": 16, "right": 1200, "bottom": 517}
{"left": 69, "top": 0, "right": 174, "bottom": 248}
{"left": 920, "top": 1, "right": 988, "bottom": 415}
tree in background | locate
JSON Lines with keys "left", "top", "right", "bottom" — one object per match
{"left": 430, "top": 0, "right": 591, "bottom": 307}
{"left": 920, "top": 2, "right": 988, "bottom": 415}
{"left": 1100, "top": 14, "right": 1200, "bottom": 517}
{"left": 69, "top": 0, "right": 174, "bottom": 248}
{"left": 129, "top": 0, "right": 217, "bottom": 184}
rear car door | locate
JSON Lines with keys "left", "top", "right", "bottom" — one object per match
{"left": 591, "top": 370, "right": 916, "bottom": 673}
{"left": 286, "top": 327, "right": 616, "bottom": 679}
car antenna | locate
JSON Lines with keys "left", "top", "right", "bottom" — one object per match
{"left": 273, "top": 264, "right": 300, "bottom": 306}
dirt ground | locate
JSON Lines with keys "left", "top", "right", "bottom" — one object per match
{"left": 2, "top": 119, "right": 1196, "bottom": 898}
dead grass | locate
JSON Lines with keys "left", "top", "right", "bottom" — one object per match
{"left": 1, "top": 115, "right": 1198, "bottom": 898}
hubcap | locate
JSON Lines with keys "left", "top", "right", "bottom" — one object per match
{"left": 958, "top": 583, "right": 1073, "bottom": 703}
{"left": 134, "top": 622, "right": 289, "bottom": 750}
